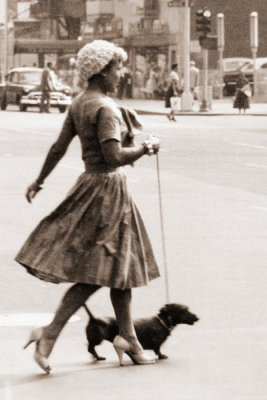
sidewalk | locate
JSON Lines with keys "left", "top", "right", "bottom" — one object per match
{"left": 117, "top": 97, "right": 267, "bottom": 116}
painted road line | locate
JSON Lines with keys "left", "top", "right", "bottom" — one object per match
{"left": 252, "top": 206, "right": 267, "bottom": 211}
{"left": 232, "top": 142, "right": 267, "bottom": 150}
{"left": 246, "top": 163, "right": 267, "bottom": 169}
{"left": 0, "top": 313, "right": 80, "bottom": 327}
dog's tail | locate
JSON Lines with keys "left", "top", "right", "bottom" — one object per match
{"left": 83, "top": 304, "right": 95, "bottom": 320}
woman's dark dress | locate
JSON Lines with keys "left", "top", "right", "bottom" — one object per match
{"left": 15, "top": 91, "right": 160, "bottom": 289}
{"left": 233, "top": 76, "right": 250, "bottom": 110}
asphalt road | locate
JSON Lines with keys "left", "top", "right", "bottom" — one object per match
{"left": 0, "top": 106, "right": 267, "bottom": 399}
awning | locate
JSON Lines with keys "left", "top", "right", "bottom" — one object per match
{"left": 14, "top": 39, "right": 89, "bottom": 54}
{"left": 14, "top": 38, "right": 128, "bottom": 54}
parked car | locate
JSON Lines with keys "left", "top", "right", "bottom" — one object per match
{"left": 220, "top": 58, "right": 253, "bottom": 96}
{"left": 239, "top": 57, "right": 267, "bottom": 86}
{"left": 0, "top": 67, "right": 72, "bottom": 112}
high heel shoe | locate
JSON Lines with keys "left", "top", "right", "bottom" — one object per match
{"left": 24, "top": 327, "right": 51, "bottom": 374}
{"left": 113, "top": 335, "right": 155, "bottom": 366}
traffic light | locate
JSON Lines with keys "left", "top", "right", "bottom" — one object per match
{"left": 196, "top": 8, "right": 211, "bottom": 37}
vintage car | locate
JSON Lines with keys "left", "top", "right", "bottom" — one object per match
{"left": 239, "top": 57, "right": 267, "bottom": 86}
{"left": 0, "top": 67, "right": 72, "bottom": 112}
{"left": 220, "top": 58, "right": 253, "bottom": 96}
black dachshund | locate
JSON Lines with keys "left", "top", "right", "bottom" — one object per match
{"left": 84, "top": 303, "right": 199, "bottom": 361}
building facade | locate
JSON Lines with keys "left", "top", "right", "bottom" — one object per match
{"left": 80, "top": 0, "right": 187, "bottom": 97}
{"left": 3, "top": 0, "right": 267, "bottom": 95}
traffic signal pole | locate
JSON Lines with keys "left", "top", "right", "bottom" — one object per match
{"left": 217, "top": 13, "right": 225, "bottom": 99}
{"left": 200, "top": 47, "right": 209, "bottom": 111}
{"left": 181, "top": 0, "right": 193, "bottom": 111}
{"left": 196, "top": 8, "right": 211, "bottom": 112}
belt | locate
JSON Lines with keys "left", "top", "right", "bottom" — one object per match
{"left": 84, "top": 163, "right": 119, "bottom": 173}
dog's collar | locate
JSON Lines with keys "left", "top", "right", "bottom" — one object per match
{"left": 156, "top": 315, "right": 172, "bottom": 333}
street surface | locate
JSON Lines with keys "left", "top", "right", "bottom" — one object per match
{"left": 0, "top": 105, "right": 267, "bottom": 399}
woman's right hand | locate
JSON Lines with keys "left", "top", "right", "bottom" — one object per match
{"left": 26, "top": 181, "right": 43, "bottom": 203}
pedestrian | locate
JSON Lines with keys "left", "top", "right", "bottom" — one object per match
{"left": 189, "top": 61, "right": 200, "bottom": 100}
{"left": 233, "top": 72, "right": 251, "bottom": 114}
{"left": 15, "top": 40, "right": 160, "bottom": 373}
{"left": 39, "top": 62, "right": 54, "bottom": 113}
{"left": 165, "top": 63, "right": 180, "bottom": 121}
{"left": 117, "top": 64, "right": 128, "bottom": 99}
{"left": 124, "top": 66, "right": 133, "bottom": 99}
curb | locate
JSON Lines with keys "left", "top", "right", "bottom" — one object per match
{"left": 135, "top": 109, "right": 267, "bottom": 117}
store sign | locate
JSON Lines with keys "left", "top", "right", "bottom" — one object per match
{"left": 167, "top": 1, "right": 185, "bottom": 7}
{"left": 64, "top": 0, "right": 85, "bottom": 18}
{"left": 144, "top": 0, "right": 159, "bottom": 17}
{"left": 199, "top": 36, "right": 218, "bottom": 50}
{"left": 14, "top": 20, "right": 41, "bottom": 39}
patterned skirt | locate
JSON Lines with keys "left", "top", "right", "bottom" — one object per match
{"left": 15, "top": 168, "right": 160, "bottom": 289}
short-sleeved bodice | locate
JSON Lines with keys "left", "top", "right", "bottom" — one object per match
{"left": 69, "top": 91, "right": 128, "bottom": 170}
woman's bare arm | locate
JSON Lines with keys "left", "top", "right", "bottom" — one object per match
{"left": 26, "top": 111, "right": 76, "bottom": 203}
{"left": 101, "top": 139, "right": 146, "bottom": 167}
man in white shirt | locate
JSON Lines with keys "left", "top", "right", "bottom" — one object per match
{"left": 189, "top": 61, "right": 200, "bottom": 99}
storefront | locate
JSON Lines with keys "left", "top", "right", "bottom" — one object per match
{"left": 128, "top": 32, "right": 178, "bottom": 98}
{"left": 14, "top": 39, "right": 89, "bottom": 67}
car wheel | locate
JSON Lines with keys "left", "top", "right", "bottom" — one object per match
{"left": 19, "top": 102, "right": 27, "bottom": 112}
{"left": 1, "top": 93, "right": 7, "bottom": 110}
{"left": 59, "top": 106, "right": 67, "bottom": 113}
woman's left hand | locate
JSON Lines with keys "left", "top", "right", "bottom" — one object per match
{"left": 149, "top": 135, "right": 161, "bottom": 154}
{"left": 143, "top": 135, "right": 161, "bottom": 156}
{"left": 26, "top": 181, "right": 43, "bottom": 203}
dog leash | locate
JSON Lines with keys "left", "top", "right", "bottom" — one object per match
{"left": 156, "top": 153, "right": 170, "bottom": 303}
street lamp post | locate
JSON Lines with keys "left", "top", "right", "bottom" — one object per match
{"left": 217, "top": 13, "right": 224, "bottom": 99}
{"left": 250, "top": 12, "right": 258, "bottom": 102}
{"left": 3, "top": 0, "right": 9, "bottom": 75}
{"left": 180, "top": 0, "right": 193, "bottom": 111}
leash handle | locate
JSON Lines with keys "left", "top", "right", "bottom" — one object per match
{"left": 156, "top": 153, "right": 170, "bottom": 303}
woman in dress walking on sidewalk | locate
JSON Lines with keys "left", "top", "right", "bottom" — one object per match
{"left": 15, "top": 40, "right": 161, "bottom": 373}
{"left": 233, "top": 72, "right": 251, "bottom": 114}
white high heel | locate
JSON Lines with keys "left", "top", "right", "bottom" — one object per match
{"left": 24, "top": 327, "right": 51, "bottom": 374}
{"left": 113, "top": 335, "right": 155, "bottom": 366}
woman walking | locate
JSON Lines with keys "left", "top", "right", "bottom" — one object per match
{"left": 15, "top": 40, "right": 160, "bottom": 373}
{"left": 165, "top": 63, "right": 180, "bottom": 121}
{"left": 233, "top": 72, "right": 251, "bottom": 114}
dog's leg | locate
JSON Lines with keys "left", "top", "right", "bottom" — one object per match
{"left": 88, "top": 344, "right": 106, "bottom": 361}
{"left": 154, "top": 348, "right": 168, "bottom": 360}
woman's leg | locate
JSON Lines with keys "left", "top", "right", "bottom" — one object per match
{"left": 41, "top": 283, "right": 100, "bottom": 357}
{"left": 110, "top": 288, "right": 142, "bottom": 353}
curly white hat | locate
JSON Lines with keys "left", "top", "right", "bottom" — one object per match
{"left": 77, "top": 40, "right": 127, "bottom": 84}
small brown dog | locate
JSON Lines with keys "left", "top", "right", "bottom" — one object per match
{"left": 84, "top": 303, "right": 199, "bottom": 361}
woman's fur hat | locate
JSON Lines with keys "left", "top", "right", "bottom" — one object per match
{"left": 77, "top": 40, "right": 127, "bottom": 84}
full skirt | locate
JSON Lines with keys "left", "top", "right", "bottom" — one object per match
{"left": 15, "top": 169, "right": 160, "bottom": 289}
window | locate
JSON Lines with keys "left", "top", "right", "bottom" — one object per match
{"left": 11, "top": 72, "right": 19, "bottom": 83}
{"left": 18, "top": 71, "right": 42, "bottom": 85}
